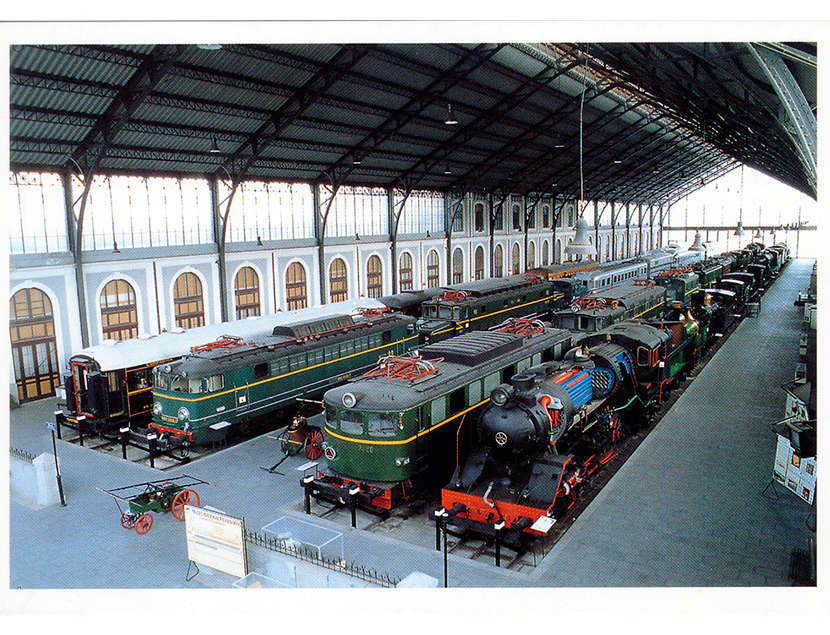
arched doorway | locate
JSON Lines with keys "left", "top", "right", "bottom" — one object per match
{"left": 10, "top": 288, "right": 60, "bottom": 403}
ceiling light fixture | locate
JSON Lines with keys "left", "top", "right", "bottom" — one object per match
{"left": 444, "top": 103, "right": 458, "bottom": 125}
{"left": 209, "top": 136, "right": 220, "bottom": 154}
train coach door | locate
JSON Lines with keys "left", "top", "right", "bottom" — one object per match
{"left": 235, "top": 386, "right": 250, "bottom": 414}
{"left": 71, "top": 361, "right": 90, "bottom": 416}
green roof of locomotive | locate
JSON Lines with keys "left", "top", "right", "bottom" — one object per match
{"left": 323, "top": 327, "right": 573, "bottom": 413}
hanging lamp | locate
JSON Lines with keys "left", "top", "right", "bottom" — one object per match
{"left": 564, "top": 217, "right": 597, "bottom": 258}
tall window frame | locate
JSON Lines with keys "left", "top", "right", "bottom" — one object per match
{"left": 235, "top": 266, "right": 261, "bottom": 319}
{"left": 367, "top": 255, "right": 383, "bottom": 298}
{"left": 100, "top": 279, "right": 139, "bottom": 341}
{"left": 399, "top": 252, "right": 414, "bottom": 291}
{"left": 286, "top": 261, "right": 308, "bottom": 311}
{"left": 173, "top": 272, "right": 205, "bottom": 330}
{"left": 452, "top": 247, "right": 464, "bottom": 284}
{"left": 474, "top": 246, "right": 485, "bottom": 280}
{"left": 329, "top": 257, "right": 348, "bottom": 303}
{"left": 427, "top": 249, "right": 440, "bottom": 288}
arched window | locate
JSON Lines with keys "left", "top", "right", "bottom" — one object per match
{"left": 399, "top": 252, "right": 414, "bottom": 291}
{"left": 286, "top": 262, "right": 308, "bottom": 310}
{"left": 494, "top": 244, "right": 504, "bottom": 277}
{"left": 235, "top": 267, "right": 261, "bottom": 319}
{"left": 474, "top": 202, "right": 485, "bottom": 233}
{"left": 527, "top": 241, "right": 535, "bottom": 268}
{"left": 555, "top": 239, "right": 562, "bottom": 264}
{"left": 10, "top": 288, "right": 60, "bottom": 403}
{"left": 174, "top": 272, "right": 205, "bottom": 330}
{"left": 329, "top": 258, "right": 348, "bottom": 303}
{"left": 367, "top": 255, "right": 383, "bottom": 298}
{"left": 542, "top": 240, "right": 550, "bottom": 266}
{"left": 474, "top": 246, "right": 485, "bottom": 280}
{"left": 427, "top": 250, "right": 440, "bottom": 288}
{"left": 542, "top": 205, "right": 550, "bottom": 228}
{"left": 512, "top": 204, "right": 521, "bottom": 230}
{"left": 100, "top": 279, "right": 138, "bottom": 341}
{"left": 452, "top": 247, "right": 464, "bottom": 284}
{"left": 511, "top": 243, "right": 521, "bottom": 275}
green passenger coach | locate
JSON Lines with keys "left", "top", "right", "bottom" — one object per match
{"left": 303, "top": 318, "right": 576, "bottom": 516}
{"left": 150, "top": 311, "right": 418, "bottom": 447}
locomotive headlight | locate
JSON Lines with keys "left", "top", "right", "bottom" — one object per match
{"left": 178, "top": 407, "right": 190, "bottom": 421}
{"left": 490, "top": 385, "right": 513, "bottom": 407}
{"left": 153, "top": 402, "right": 162, "bottom": 415}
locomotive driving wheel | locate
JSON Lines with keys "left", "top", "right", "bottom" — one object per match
{"left": 135, "top": 514, "right": 154, "bottom": 534}
{"left": 304, "top": 428, "right": 324, "bottom": 460}
{"left": 171, "top": 489, "right": 200, "bottom": 520}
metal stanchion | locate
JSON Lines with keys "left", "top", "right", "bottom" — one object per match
{"left": 348, "top": 485, "right": 360, "bottom": 528}
{"left": 46, "top": 421, "right": 66, "bottom": 506}
{"left": 147, "top": 432, "right": 157, "bottom": 468}
{"left": 120, "top": 425, "right": 130, "bottom": 460}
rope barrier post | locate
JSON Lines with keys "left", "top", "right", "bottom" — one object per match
{"left": 147, "top": 432, "right": 157, "bottom": 469}
{"left": 442, "top": 512, "right": 449, "bottom": 588}
{"left": 434, "top": 508, "right": 444, "bottom": 551}
{"left": 303, "top": 478, "right": 312, "bottom": 514}
{"left": 348, "top": 485, "right": 360, "bottom": 528}
{"left": 120, "top": 424, "right": 129, "bottom": 460}
{"left": 76, "top": 414, "right": 85, "bottom": 447}
{"left": 53, "top": 409, "right": 62, "bottom": 440}
{"left": 494, "top": 521, "right": 505, "bottom": 568}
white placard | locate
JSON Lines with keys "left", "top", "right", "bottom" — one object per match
{"left": 184, "top": 505, "right": 247, "bottom": 578}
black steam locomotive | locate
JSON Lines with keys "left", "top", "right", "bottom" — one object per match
{"left": 437, "top": 320, "right": 688, "bottom": 550}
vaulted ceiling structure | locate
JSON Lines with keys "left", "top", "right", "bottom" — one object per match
{"left": 9, "top": 41, "right": 817, "bottom": 206}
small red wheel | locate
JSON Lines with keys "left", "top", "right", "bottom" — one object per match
{"left": 135, "top": 514, "right": 153, "bottom": 534}
{"left": 121, "top": 513, "right": 137, "bottom": 529}
{"left": 305, "top": 428, "right": 324, "bottom": 460}
{"left": 171, "top": 489, "right": 200, "bottom": 520}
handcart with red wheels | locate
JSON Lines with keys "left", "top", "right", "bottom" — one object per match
{"left": 98, "top": 474, "right": 210, "bottom": 534}
{"left": 262, "top": 414, "right": 324, "bottom": 473}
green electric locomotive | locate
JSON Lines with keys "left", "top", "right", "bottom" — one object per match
{"left": 150, "top": 311, "right": 418, "bottom": 446}
{"left": 302, "top": 318, "right": 576, "bottom": 516}
{"left": 550, "top": 280, "right": 668, "bottom": 333}
{"left": 416, "top": 273, "right": 573, "bottom": 343}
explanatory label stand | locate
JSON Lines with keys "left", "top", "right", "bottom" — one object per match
{"left": 184, "top": 505, "right": 247, "bottom": 581}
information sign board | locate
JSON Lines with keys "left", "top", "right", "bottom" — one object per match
{"left": 184, "top": 505, "right": 247, "bottom": 578}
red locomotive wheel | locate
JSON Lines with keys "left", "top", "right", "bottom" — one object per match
{"left": 135, "top": 514, "right": 153, "bottom": 534}
{"left": 171, "top": 489, "right": 200, "bottom": 520}
{"left": 305, "top": 428, "right": 324, "bottom": 460}
{"left": 121, "top": 513, "right": 137, "bottom": 529}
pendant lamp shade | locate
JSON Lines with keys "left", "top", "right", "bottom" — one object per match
{"left": 689, "top": 232, "right": 705, "bottom": 252}
{"left": 564, "top": 217, "right": 597, "bottom": 257}
{"left": 734, "top": 221, "right": 745, "bottom": 236}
